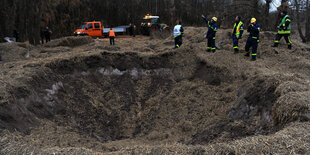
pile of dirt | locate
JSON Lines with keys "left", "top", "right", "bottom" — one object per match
{"left": 0, "top": 42, "right": 31, "bottom": 62}
{"left": 0, "top": 27, "right": 310, "bottom": 154}
{"left": 44, "top": 36, "right": 94, "bottom": 48}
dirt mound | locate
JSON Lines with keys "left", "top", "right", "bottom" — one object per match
{"left": 0, "top": 27, "right": 310, "bottom": 154}
{"left": 44, "top": 36, "right": 94, "bottom": 48}
{"left": 0, "top": 42, "right": 31, "bottom": 62}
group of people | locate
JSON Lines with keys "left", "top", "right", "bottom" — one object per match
{"left": 173, "top": 10, "right": 292, "bottom": 61}
{"left": 40, "top": 26, "right": 52, "bottom": 44}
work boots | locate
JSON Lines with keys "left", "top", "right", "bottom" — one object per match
{"left": 272, "top": 43, "right": 278, "bottom": 47}
{"left": 244, "top": 52, "right": 250, "bottom": 57}
{"left": 288, "top": 45, "right": 292, "bottom": 49}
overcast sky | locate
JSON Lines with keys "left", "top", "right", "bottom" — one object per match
{"left": 269, "top": 0, "right": 281, "bottom": 12}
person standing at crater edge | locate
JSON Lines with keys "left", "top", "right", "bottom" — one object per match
{"left": 244, "top": 18, "right": 261, "bottom": 61}
{"left": 173, "top": 20, "right": 184, "bottom": 49}
{"left": 201, "top": 15, "right": 218, "bottom": 53}
{"left": 232, "top": 16, "right": 244, "bottom": 54}
{"left": 109, "top": 28, "right": 116, "bottom": 45}
{"left": 272, "top": 10, "right": 292, "bottom": 49}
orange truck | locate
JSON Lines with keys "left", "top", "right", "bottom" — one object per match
{"left": 74, "top": 21, "right": 129, "bottom": 37}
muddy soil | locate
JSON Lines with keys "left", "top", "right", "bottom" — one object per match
{"left": 0, "top": 28, "right": 310, "bottom": 154}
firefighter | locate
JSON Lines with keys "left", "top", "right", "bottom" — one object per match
{"left": 232, "top": 16, "right": 244, "bottom": 53}
{"left": 201, "top": 15, "right": 218, "bottom": 53}
{"left": 109, "top": 28, "right": 116, "bottom": 45}
{"left": 273, "top": 11, "right": 292, "bottom": 49}
{"left": 245, "top": 18, "right": 261, "bottom": 61}
{"left": 173, "top": 21, "right": 184, "bottom": 48}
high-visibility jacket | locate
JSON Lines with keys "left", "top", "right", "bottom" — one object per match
{"left": 109, "top": 30, "right": 116, "bottom": 37}
{"left": 174, "top": 24, "right": 184, "bottom": 38}
{"left": 232, "top": 21, "right": 244, "bottom": 38}
{"left": 278, "top": 15, "right": 291, "bottom": 34}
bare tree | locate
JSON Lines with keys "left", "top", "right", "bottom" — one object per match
{"left": 294, "top": 0, "right": 307, "bottom": 42}
{"left": 306, "top": 0, "right": 310, "bottom": 41}
{"left": 265, "top": 0, "right": 273, "bottom": 30}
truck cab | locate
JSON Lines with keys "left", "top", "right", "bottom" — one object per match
{"left": 74, "top": 21, "right": 103, "bottom": 37}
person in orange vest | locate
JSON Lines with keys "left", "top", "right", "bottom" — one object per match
{"left": 109, "top": 28, "right": 116, "bottom": 45}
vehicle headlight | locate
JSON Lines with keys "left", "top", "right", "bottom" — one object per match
{"left": 147, "top": 23, "right": 151, "bottom": 27}
{"left": 77, "top": 32, "right": 81, "bottom": 34}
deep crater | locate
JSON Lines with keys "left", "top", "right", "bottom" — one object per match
{"left": 1, "top": 50, "right": 285, "bottom": 147}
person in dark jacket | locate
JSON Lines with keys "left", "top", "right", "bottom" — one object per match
{"left": 245, "top": 18, "right": 261, "bottom": 61}
{"left": 44, "top": 27, "right": 51, "bottom": 43}
{"left": 13, "top": 30, "right": 19, "bottom": 42}
{"left": 202, "top": 15, "right": 218, "bottom": 53}
{"left": 40, "top": 27, "right": 45, "bottom": 44}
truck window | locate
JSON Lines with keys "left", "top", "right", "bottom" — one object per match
{"left": 94, "top": 23, "right": 100, "bottom": 29}
{"left": 79, "top": 24, "right": 86, "bottom": 29}
{"left": 151, "top": 18, "right": 159, "bottom": 24}
{"left": 87, "top": 23, "right": 93, "bottom": 29}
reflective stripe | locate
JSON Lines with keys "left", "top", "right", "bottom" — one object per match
{"left": 208, "top": 47, "right": 212, "bottom": 49}
{"left": 252, "top": 37, "right": 257, "bottom": 39}
{"left": 274, "top": 40, "right": 279, "bottom": 43}
{"left": 212, "top": 48, "right": 216, "bottom": 50}
{"left": 176, "top": 44, "right": 180, "bottom": 48}
{"left": 234, "top": 46, "right": 239, "bottom": 49}
{"left": 213, "top": 37, "right": 216, "bottom": 39}
{"left": 288, "top": 36, "right": 292, "bottom": 45}
{"left": 252, "top": 54, "right": 257, "bottom": 56}
{"left": 257, "top": 40, "right": 260, "bottom": 43}
{"left": 278, "top": 30, "right": 291, "bottom": 34}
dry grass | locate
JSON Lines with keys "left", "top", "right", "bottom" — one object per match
{"left": 0, "top": 27, "right": 310, "bottom": 154}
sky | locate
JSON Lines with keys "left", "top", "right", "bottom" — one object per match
{"left": 270, "top": 0, "right": 281, "bottom": 12}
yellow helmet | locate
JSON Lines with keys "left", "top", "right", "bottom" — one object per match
{"left": 212, "top": 17, "right": 217, "bottom": 22}
{"left": 251, "top": 18, "right": 256, "bottom": 23}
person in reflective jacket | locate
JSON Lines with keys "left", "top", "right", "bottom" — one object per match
{"left": 173, "top": 21, "right": 184, "bottom": 48}
{"left": 273, "top": 10, "right": 292, "bottom": 49}
{"left": 232, "top": 16, "right": 244, "bottom": 53}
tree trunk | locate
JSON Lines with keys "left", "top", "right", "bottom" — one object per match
{"left": 306, "top": 0, "right": 310, "bottom": 41}
{"left": 294, "top": 0, "right": 307, "bottom": 43}
{"left": 265, "top": 0, "right": 271, "bottom": 30}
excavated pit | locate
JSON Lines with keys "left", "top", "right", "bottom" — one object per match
{"left": 0, "top": 50, "right": 286, "bottom": 148}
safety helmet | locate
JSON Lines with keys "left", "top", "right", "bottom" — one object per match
{"left": 212, "top": 17, "right": 217, "bottom": 22}
{"left": 251, "top": 18, "right": 256, "bottom": 23}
